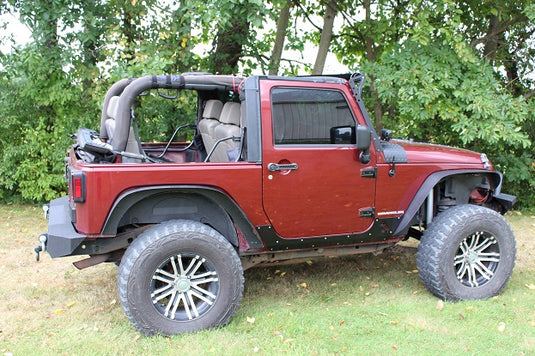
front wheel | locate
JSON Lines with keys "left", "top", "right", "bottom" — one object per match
{"left": 417, "top": 205, "right": 516, "bottom": 301}
{"left": 118, "top": 220, "right": 244, "bottom": 335}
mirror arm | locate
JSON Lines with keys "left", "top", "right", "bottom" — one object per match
{"left": 359, "top": 149, "right": 371, "bottom": 164}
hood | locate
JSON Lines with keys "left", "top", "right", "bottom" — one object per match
{"left": 390, "top": 139, "right": 489, "bottom": 166}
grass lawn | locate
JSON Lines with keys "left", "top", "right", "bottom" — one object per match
{"left": 0, "top": 205, "right": 533, "bottom": 355}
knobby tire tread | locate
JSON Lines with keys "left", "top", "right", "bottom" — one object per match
{"left": 118, "top": 219, "right": 244, "bottom": 335}
{"left": 417, "top": 205, "right": 515, "bottom": 301}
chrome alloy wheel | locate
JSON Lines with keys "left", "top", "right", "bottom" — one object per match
{"left": 150, "top": 254, "right": 220, "bottom": 321}
{"left": 454, "top": 231, "right": 500, "bottom": 288}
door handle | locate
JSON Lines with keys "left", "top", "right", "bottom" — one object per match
{"left": 267, "top": 162, "right": 299, "bottom": 172}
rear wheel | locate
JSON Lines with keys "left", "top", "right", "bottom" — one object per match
{"left": 417, "top": 205, "right": 516, "bottom": 301}
{"left": 118, "top": 220, "right": 244, "bottom": 335}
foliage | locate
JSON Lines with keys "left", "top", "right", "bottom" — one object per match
{"left": 0, "top": 41, "right": 96, "bottom": 201}
{"left": 134, "top": 90, "right": 198, "bottom": 142}
{"left": 364, "top": 41, "right": 530, "bottom": 149}
{"left": 0, "top": 0, "right": 224, "bottom": 202}
{"left": 0, "top": 0, "right": 534, "bottom": 207}
{"left": 334, "top": 0, "right": 535, "bottom": 207}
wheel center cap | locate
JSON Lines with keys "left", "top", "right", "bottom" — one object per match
{"left": 174, "top": 278, "right": 191, "bottom": 293}
{"left": 466, "top": 251, "right": 479, "bottom": 264}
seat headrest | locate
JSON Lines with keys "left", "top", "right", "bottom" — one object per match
{"left": 107, "top": 96, "right": 120, "bottom": 119}
{"left": 219, "top": 102, "right": 241, "bottom": 125}
{"left": 203, "top": 100, "right": 223, "bottom": 120}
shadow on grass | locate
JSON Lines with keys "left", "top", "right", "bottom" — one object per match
{"left": 243, "top": 243, "right": 421, "bottom": 303}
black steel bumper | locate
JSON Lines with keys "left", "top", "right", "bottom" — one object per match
{"left": 493, "top": 192, "right": 517, "bottom": 214}
{"left": 38, "top": 196, "right": 86, "bottom": 258}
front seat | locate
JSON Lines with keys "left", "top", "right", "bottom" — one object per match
{"left": 198, "top": 99, "right": 224, "bottom": 156}
{"left": 211, "top": 102, "right": 241, "bottom": 162}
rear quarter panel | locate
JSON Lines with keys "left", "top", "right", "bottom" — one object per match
{"left": 70, "top": 155, "right": 265, "bottom": 235}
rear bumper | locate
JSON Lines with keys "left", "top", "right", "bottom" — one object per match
{"left": 41, "top": 196, "right": 86, "bottom": 258}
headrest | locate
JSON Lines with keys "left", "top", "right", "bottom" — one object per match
{"left": 203, "top": 100, "right": 223, "bottom": 120}
{"left": 107, "top": 96, "right": 120, "bottom": 119}
{"left": 219, "top": 102, "right": 241, "bottom": 125}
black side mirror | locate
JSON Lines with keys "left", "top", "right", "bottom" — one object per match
{"left": 356, "top": 125, "right": 371, "bottom": 151}
{"left": 330, "top": 126, "right": 355, "bottom": 144}
{"left": 356, "top": 125, "right": 371, "bottom": 164}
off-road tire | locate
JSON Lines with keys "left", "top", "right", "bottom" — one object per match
{"left": 118, "top": 220, "right": 244, "bottom": 335}
{"left": 417, "top": 205, "right": 515, "bottom": 301}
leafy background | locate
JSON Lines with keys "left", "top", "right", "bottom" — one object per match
{"left": 0, "top": 0, "right": 533, "bottom": 207}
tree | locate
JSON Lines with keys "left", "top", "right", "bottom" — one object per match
{"left": 207, "top": 0, "right": 267, "bottom": 74}
{"left": 333, "top": 0, "right": 534, "bottom": 207}
{"left": 210, "top": 17, "right": 250, "bottom": 74}
{"left": 0, "top": 0, "right": 79, "bottom": 201}
{"left": 0, "top": 0, "right": 533, "bottom": 207}
{"left": 312, "top": 0, "right": 337, "bottom": 74}
{"left": 268, "top": 0, "right": 292, "bottom": 75}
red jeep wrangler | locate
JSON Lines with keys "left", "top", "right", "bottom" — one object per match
{"left": 36, "top": 73, "right": 516, "bottom": 335}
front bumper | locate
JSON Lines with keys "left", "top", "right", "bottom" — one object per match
{"left": 38, "top": 196, "right": 86, "bottom": 258}
{"left": 493, "top": 192, "right": 517, "bottom": 214}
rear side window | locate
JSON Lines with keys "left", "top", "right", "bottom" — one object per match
{"left": 271, "top": 88, "right": 355, "bottom": 145}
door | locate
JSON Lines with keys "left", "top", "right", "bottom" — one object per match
{"left": 262, "top": 83, "right": 376, "bottom": 239}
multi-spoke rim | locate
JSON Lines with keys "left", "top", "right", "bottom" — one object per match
{"left": 150, "top": 253, "right": 219, "bottom": 321}
{"left": 454, "top": 231, "right": 500, "bottom": 288}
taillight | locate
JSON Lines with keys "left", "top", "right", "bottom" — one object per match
{"left": 72, "top": 171, "right": 86, "bottom": 203}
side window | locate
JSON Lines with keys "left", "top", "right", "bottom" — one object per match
{"left": 271, "top": 88, "right": 355, "bottom": 145}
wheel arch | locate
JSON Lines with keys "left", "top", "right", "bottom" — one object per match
{"left": 393, "top": 169, "right": 506, "bottom": 236}
{"left": 102, "top": 185, "right": 264, "bottom": 249}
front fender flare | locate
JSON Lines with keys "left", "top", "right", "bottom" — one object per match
{"left": 393, "top": 169, "right": 507, "bottom": 236}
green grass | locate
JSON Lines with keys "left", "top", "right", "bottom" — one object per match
{"left": 0, "top": 205, "right": 534, "bottom": 355}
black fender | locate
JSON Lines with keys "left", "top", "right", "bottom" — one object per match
{"left": 101, "top": 185, "right": 264, "bottom": 249}
{"left": 393, "top": 169, "right": 510, "bottom": 236}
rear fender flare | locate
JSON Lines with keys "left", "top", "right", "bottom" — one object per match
{"left": 393, "top": 170, "right": 503, "bottom": 236}
{"left": 101, "top": 185, "right": 264, "bottom": 249}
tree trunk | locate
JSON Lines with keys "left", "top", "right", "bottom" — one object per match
{"left": 481, "top": 12, "right": 531, "bottom": 97}
{"left": 268, "top": 1, "right": 291, "bottom": 75}
{"left": 312, "top": 0, "right": 337, "bottom": 75}
{"left": 210, "top": 16, "right": 250, "bottom": 74}
{"left": 483, "top": 15, "right": 500, "bottom": 61}
{"left": 364, "top": 0, "right": 383, "bottom": 129}
{"left": 34, "top": 0, "right": 61, "bottom": 129}
{"left": 504, "top": 54, "right": 523, "bottom": 97}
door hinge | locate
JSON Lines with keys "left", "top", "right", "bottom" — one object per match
{"left": 359, "top": 207, "right": 375, "bottom": 218}
{"left": 361, "top": 167, "right": 377, "bottom": 178}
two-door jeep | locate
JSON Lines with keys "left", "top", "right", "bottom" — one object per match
{"left": 36, "top": 73, "right": 517, "bottom": 335}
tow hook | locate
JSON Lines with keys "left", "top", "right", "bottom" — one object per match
{"left": 35, "top": 234, "right": 48, "bottom": 261}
